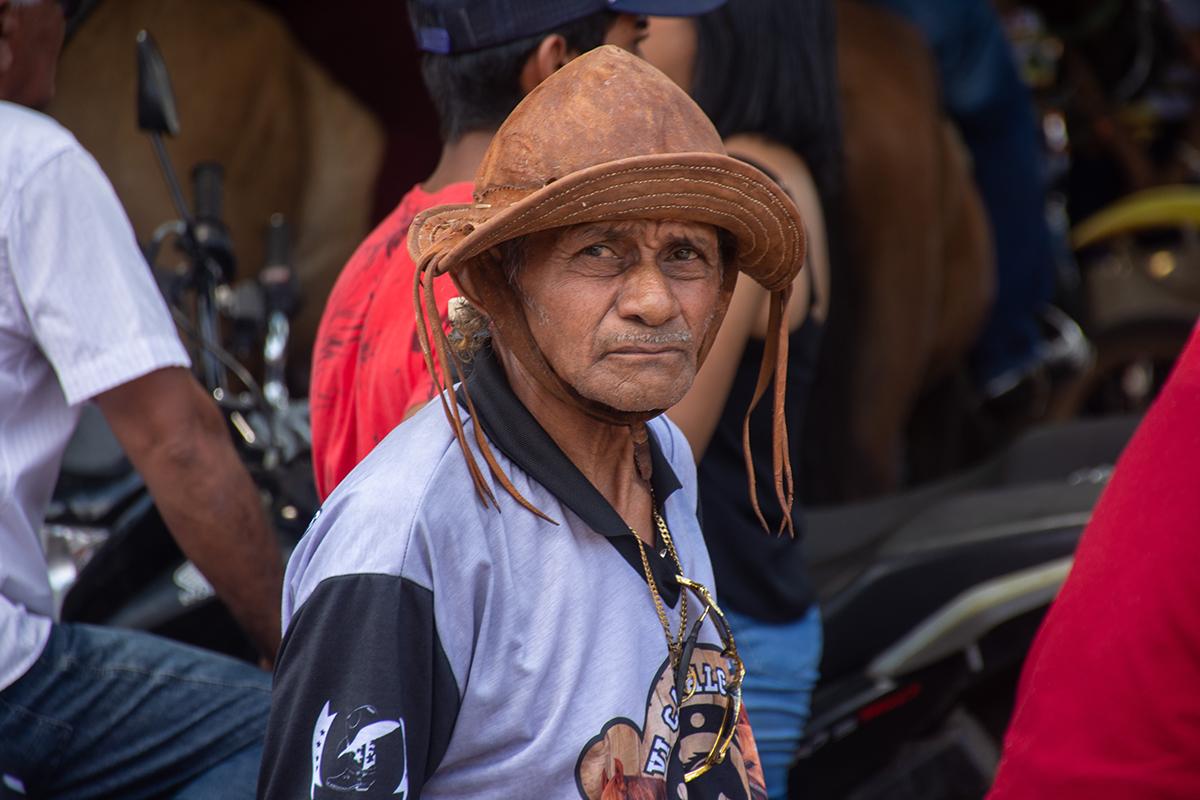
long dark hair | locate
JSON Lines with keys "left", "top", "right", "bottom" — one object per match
{"left": 691, "top": 0, "right": 850, "bottom": 503}
{"left": 691, "top": 0, "right": 844, "bottom": 208}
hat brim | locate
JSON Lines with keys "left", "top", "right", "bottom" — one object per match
{"left": 408, "top": 152, "right": 806, "bottom": 292}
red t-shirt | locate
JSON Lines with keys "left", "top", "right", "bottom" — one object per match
{"left": 989, "top": 323, "right": 1200, "bottom": 798}
{"left": 310, "top": 181, "right": 474, "bottom": 499}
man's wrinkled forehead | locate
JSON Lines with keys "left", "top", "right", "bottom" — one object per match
{"left": 551, "top": 219, "right": 722, "bottom": 247}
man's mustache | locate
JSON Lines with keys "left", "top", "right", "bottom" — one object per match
{"left": 601, "top": 330, "right": 693, "bottom": 347}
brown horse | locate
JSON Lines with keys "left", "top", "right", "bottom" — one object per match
{"left": 804, "top": 1, "right": 994, "bottom": 502}
{"left": 46, "top": 0, "right": 384, "bottom": 388}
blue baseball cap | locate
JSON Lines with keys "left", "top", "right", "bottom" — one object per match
{"left": 409, "top": 0, "right": 726, "bottom": 54}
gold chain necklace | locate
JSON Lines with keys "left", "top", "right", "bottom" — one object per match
{"left": 633, "top": 507, "right": 689, "bottom": 669}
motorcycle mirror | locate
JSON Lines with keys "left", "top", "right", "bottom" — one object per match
{"left": 136, "top": 31, "right": 180, "bottom": 136}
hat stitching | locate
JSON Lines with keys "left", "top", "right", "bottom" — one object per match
{"left": 419, "top": 161, "right": 798, "bottom": 239}
{"left": 533, "top": 179, "right": 784, "bottom": 256}
{"left": 477, "top": 180, "right": 558, "bottom": 199}
{"left": 551, "top": 185, "right": 782, "bottom": 250}
{"left": 554, "top": 200, "right": 763, "bottom": 256}
{"left": 484, "top": 163, "right": 799, "bottom": 240}
{"left": 425, "top": 199, "right": 768, "bottom": 273}
{"left": 421, "top": 178, "right": 797, "bottom": 272}
{"left": 426, "top": 194, "right": 793, "bottom": 283}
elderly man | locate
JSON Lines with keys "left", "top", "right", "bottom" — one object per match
{"left": 310, "top": 0, "right": 723, "bottom": 500}
{"left": 260, "top": 48, "right": 805, "bottom": 799}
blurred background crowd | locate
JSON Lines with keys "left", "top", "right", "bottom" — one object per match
{"left": 19, "top": 0, "right": 1200, "bottom": 797}
{"left": 50, "top": 0, "right": 1200, "bottom": 498}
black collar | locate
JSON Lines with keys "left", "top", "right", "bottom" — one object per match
{"left": 461, "top": 345, "right": 686, "bottom": 606}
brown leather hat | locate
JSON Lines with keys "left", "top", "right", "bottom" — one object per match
{"left": 408, "top": 45, "right": 806, "bottom": 292}
{"left": 409, "top": 45, "right": 805, "bottom": 534}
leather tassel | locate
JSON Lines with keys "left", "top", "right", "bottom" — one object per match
{"left": 772, "top": 286, "right": 795, "bottom": 537}
{"left": 414, "top": 250, "right": 556, "bottom": 523}
{"left": 741, "top": 286, "right": 795, "bottom": 536}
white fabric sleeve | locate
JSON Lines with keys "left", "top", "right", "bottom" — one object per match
{"left": 8, "top": 147, "right": 190, "bottom": 405}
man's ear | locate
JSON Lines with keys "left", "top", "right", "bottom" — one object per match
{"left": 518, "top": 33, "right": 572, "bottom": 94}
{"left": 0, "top": 1, "right": 15, "bottom": 74}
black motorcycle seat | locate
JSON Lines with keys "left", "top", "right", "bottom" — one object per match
{"left": 993, "top": 414, "right": 1140, "bottom": 484}
{"left": 806, "top": 415, "right": 1141, "bottom": 681}
{"left": 816, "top": 486, "right": 1096, "bottom": 680}
{"left": 804, "top": 415, "right": 1139, "bottom": 579}
{"left": 880, "top": 481, "right": 1104, "bottom": 558}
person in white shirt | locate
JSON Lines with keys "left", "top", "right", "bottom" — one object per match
{"left": 0, "top": 1, "right": 284, "bottom": 796}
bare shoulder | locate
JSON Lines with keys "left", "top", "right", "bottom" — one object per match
{"left": 724, "top": 134, "right": 817, "bottom": 203}
{"left": 723, "top": 134, "right": 829, "bottom": 325}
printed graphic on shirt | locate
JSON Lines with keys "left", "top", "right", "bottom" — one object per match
{"left": 310, "top": 700, "right": 409, "bottom": 799}
{"left": 575, "top": 644, "right": 767, "bottom": 800}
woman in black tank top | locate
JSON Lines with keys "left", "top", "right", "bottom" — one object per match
{"left": 644, "top": 2, "right": 843, "bottom": 797}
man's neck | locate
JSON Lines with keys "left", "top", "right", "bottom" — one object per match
{"left": 422, "top": 130, "right": 495, "bottom": 194}
{"left": 496, "top": 347, "right": 655, "bottom": 543}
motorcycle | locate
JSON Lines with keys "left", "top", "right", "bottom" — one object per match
{"left": 39, "top": 31, "right": 316, "bottom": 662}
{"left": 788, "top": 413, "right": 1140, "bottom": 799}
{"left": 1002, "top": 3, "right": 1200, "bottom": 420}
{"left": 1047, "top": 184, "right": 1200, "bottom": 418}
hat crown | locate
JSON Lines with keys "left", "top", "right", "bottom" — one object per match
{"left": 474, "top": 46, "right": 725, "bottom": 205}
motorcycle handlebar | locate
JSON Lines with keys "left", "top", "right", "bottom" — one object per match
{"left": 260, "top": 214, "right": 299, "bottom": 319}
{"left": 191, "top": 162, "right": 224, "bottom": 223}
{"left": 265, "top": 213, "right": 289, "bottom": 267}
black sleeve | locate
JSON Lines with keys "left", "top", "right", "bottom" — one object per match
{"left": 258, "top": 574, "right": 460, "bottom": 799}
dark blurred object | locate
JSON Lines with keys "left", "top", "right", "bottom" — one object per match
{"left": 798, "top": 1, "right": 993, "bottom": 502}
{"left": 257, "top": 0, "right": 443, "bottom": 220}
{"left": 999, "top": 1, "right": 1200, "bottom": 420}
{"left": 790, "top": 415, "right": 1139, "bottom": 799}
{"left": 47, "top": 0, "right": 385, "bottom": 394}
{"left": 862, "top": 0, "right": 1062, "bottom": 401}
{"left": 1013, "top": 0, "right": 1200, "bottom": 211}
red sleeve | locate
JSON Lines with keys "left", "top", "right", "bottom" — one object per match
{"left": 989, "top": 324, "right": 1200, "bottom": 799}
{"left": 324, "top": 263, "right": 457, "bottom": 499}
{"left": 311, "top": 183, "right": 474, "bottom": 501}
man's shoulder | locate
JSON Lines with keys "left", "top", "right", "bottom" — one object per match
{"left": 0, "top": 103, "right": 80, "bottom": 184}
{"left": 341, "top": 401, "right": 475, "bottom": 509}
{"left": 290, "top": 403, "right": 490, "bottom": 584}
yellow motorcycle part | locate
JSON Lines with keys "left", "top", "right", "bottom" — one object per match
{"left": 1072, "top": 186, "right": 1200, "bottom": 250}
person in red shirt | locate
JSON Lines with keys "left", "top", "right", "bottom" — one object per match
{"left": 988, "top": 322, "right": 1200, "bottom": 798}
{"left": 310, "top": 0, "right": 723, "bottom": 499}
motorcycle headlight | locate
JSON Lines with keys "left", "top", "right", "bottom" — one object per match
{"left": 40, "top": 524, "right": 109, "bottom": 616}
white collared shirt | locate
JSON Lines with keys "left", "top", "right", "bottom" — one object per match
{"left": 0, "top": 102, "right": 189, "bottom": 690}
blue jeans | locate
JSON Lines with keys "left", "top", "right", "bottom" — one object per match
{"left": 726, "top": 605, "right": 823, "bottom": 800}
{"left": 0, "top": 623, "right": 270, "bottom": 799}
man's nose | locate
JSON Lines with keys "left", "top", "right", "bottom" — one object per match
{"left": 616, "top": 257, "right": 678, "bottom": 327}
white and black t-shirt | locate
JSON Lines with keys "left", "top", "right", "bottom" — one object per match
{"left": 261, "top": 347, "right": 767, "bottom": 799}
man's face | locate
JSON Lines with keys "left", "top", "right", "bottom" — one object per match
{"left": 603, "top": 14, "right": 649, "bottom": 56}
{"left": 512, "top": 219, "right": 726, "bottom": 413}
{"left": 0, "top": 0, "right": 66, "bottom": 108}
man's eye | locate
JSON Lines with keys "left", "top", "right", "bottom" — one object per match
{"left": 580, "top": 244, "right": 615, "bottom": 258}
{"left": 671, "top": 247, "right": 699, "bottom": 261}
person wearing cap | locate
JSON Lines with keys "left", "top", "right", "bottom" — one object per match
{"left": 309, "top": 0, "right": 722, "bottom": 501}
{"left": 260, "top": 47, "right": 806, "bottom": 799}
